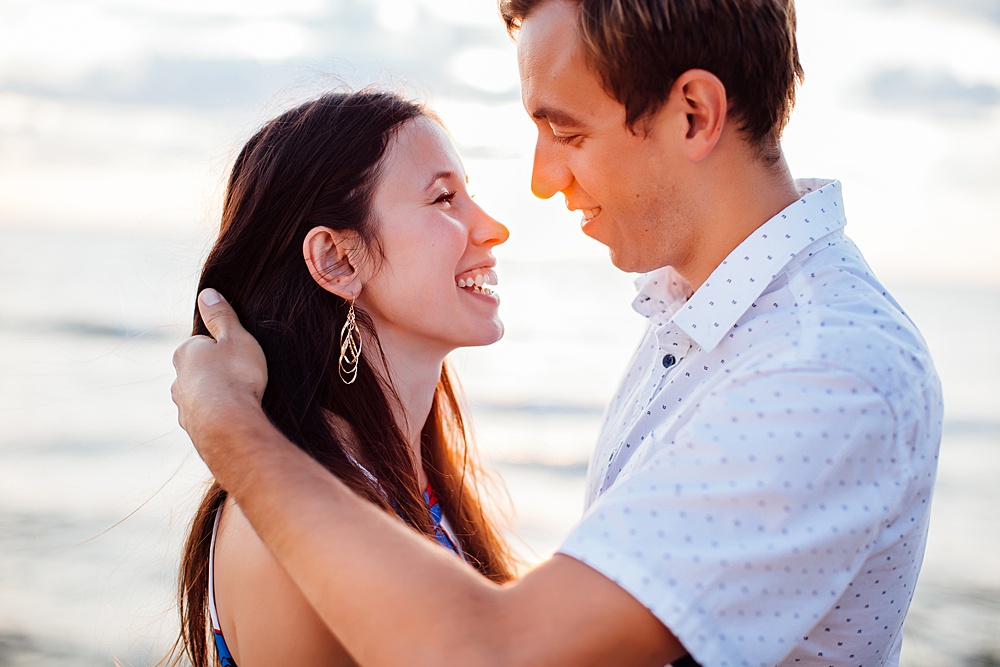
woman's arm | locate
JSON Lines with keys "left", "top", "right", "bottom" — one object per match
{"left": 172, "top": 290, "right": 686, "bottom": 667}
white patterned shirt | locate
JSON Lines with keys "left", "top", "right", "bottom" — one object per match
{"left": 558, "top": 179, "right": 943, "bottom": 667}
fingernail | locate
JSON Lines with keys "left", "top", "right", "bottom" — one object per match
{"left": 201, "top": 288, "right": 223, "bottom": 306}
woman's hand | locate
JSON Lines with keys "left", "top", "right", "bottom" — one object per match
{"left": 171, "top": 289, "right": 269, "bottom": 466}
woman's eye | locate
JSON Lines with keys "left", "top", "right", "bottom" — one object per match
{"left": 435, "top": 191, "right": 457, "bottom": 205}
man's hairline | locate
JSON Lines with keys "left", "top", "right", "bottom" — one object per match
{"left": 510, "top": 0, "right": 785, "bottom": 155}
{"left": 504, "top": 0, "right": 577, "bottom": 37}
{"left": 512, "top": 0, "right": 682, "bottom": 138}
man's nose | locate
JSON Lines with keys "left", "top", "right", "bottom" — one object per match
{"left": 530, "top": 136, "right": 571, "bottom": 200}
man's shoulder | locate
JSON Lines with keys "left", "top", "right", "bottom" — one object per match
{"left": 728, "top": 238, "right": 938, "bottom": 403}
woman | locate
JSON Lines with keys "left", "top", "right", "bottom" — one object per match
{"left": 171, "top": 90, "right": 516, "bottom": 667}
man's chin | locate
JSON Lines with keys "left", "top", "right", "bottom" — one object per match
{"left": 606, "top": 246, "right": 665, "bottom": 275}
{"left": 585, "top": 230, "right": 631, "bottom": 272}
{"left": 585, "top": 227, "right": 665, "bottom": 274}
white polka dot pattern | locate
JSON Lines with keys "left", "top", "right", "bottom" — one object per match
{"left": 559, "top": 180, "right": 943, "bottom": 667}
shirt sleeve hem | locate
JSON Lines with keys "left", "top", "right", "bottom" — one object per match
{"left": 556, "top": 540, "right": 745, "bottom": 667}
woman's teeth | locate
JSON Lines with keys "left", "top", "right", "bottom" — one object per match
{"left": 456, "top": 271, "right": 497, "bottom": 295}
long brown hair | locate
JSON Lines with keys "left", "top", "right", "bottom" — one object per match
{"left": 170, "top": 90, "right": 515, "bottom": 667}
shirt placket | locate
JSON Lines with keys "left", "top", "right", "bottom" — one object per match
{"left": 599, "top": 326, "right": 694, "bottom": 495}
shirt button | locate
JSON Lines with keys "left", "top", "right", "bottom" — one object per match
{"left": 662, "top": 354, "right": 677, "bottom": 369}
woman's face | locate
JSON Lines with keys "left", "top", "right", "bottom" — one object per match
{"left": 357, "top": 115, "right": 510, "bottom": 360}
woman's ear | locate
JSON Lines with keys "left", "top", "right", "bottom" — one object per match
{"left": 303, "top": 226, "right": 364, "bottom": 301}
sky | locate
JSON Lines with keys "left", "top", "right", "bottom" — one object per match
{"left": 1, "top": 4, "right": 997, "bottom": 662}
{"left": 1, "top": 0, "right": 999, "bottom": 285}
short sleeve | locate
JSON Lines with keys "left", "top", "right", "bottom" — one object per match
{"left": 558, "top": 366, "right": 905, "bottom": 667}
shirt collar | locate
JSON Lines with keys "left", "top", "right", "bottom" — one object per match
{"left": 632, "top": 178, "right": 847, "bottom": 351}
{"left": 631, "top": 267, "right": 694, "bottom": 327}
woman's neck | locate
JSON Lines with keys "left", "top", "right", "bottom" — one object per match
{"left": 365, "top": 333, "right": 447, "bottom": 488}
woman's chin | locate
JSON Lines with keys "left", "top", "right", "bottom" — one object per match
{"left": 482, "top": 325, "right": 505, "bottom": 347}
{"left": 458, "top": 321, "right": 505, "bottom": 349}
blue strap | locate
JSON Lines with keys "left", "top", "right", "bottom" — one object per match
{"left": 213, "top": 627, "right": 237, "bottom": 667}
{"left": 424, "top": 485, "right": 459, "bottom": 554}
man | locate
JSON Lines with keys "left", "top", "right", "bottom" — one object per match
{"left": 171, "top": 0, "right": 942, "bottom": 664}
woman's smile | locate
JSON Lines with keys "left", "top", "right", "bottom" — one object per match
{"left": 360, "top": 116, "right": 509, "bottom": 356}
{"left": 456, "top": 267, "right": 498, "bottom": 296}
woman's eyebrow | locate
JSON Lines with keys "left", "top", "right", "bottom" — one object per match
{"left": 423, "top": 170, "right": 469, "bottom": 190}
{"left": 424, "top": 171, "right": 455, "bottom": 190}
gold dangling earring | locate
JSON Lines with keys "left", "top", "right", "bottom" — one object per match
{"left": 339, "top": 299, "right": 363, "bottom": 385}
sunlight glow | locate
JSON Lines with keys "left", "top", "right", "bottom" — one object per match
{"left": 448, "top": 47, "right": 520, "bottom": 94}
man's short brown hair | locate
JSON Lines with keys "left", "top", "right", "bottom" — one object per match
{"left": 500, "top": 0, "right": 804, "bottom": 156}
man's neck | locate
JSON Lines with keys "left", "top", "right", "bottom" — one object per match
{"left": 680, "top": 150, "right": 800, "bottom": 291}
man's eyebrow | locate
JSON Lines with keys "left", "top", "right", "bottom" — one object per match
{"left": 531, "top": 106, "right": 584, "bottom": 127}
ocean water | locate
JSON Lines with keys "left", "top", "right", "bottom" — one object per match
{"left": 1, "top": 224, "right": 998, "bottom": 666}
{"left": 2, "top": 0, "right": 999, "bottom": 664}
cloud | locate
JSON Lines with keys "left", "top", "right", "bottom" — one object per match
{"left": 3, "top": 57, "right": 322, "bottom": 110}
{"left": 862, "top": 67, "right": 1000, "bottom": 117}
{"left": 876, "top": 0, "right": 1000, "bottom": 27}
{"left": 0, "top": 2, "right": 519, "bottom": 109}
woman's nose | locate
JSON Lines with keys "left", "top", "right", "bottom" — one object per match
{"left": 470, "top": 202, "right": 509, "bottom": 247}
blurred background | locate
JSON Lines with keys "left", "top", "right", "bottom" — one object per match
{"left": 1, "top": 0, "right": 998, "bottom": 664}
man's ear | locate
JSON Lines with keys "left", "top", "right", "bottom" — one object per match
{"left": 303, "top": 226, "right": 364, "bottom": 301}
{"left": 672, "top": 69, "right": 727, "bottom": 162}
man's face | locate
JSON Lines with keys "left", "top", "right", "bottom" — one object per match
{"left": 516, "top": 0, "right": 695, "bottom": 274}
